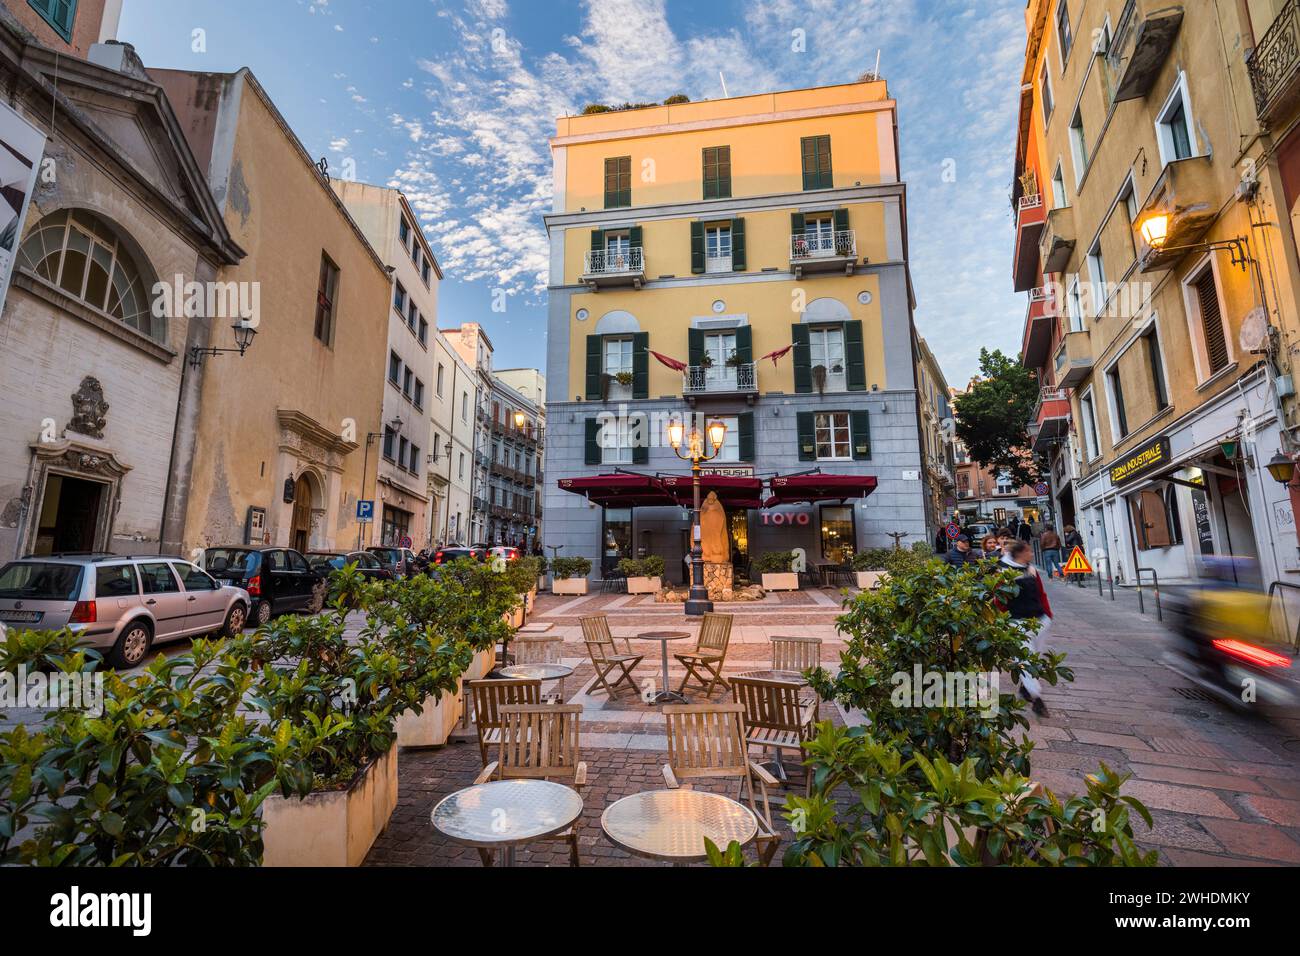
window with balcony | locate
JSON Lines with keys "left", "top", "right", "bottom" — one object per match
{"left": 1184, "top": 260, "right": 1232, "bottom": 380}
{"left": 704, "top": 223, "right": 732, "bottom": 273}
{"left": 604, "top": 156, "right": 632, "bottom": 208}
{"left": 1156, "top": 73, "right": 1197, "bottom": 165}
{"left": 702, "top": 146, "right": 731, "bottom": 199}
{"left": 801, "top": 135, "right": 833, "bottom": 190}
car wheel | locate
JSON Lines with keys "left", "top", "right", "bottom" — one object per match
{"left": 253, "top": 600, "right": 272, "bottom": 627}
{"left": 108, "top": 621, "right": 153, "bottom": 670}
{"left": 223, "top": 603, "right": 248, "bottom": 637}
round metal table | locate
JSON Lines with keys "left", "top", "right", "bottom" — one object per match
{"left": 735, "top": 668, "right": 810, "bottom": 686}
{"left": 602, "top": 789, "right": 758, "bottom": 865}
{"left": 634, "top": 631, "right": 692, "bottom": 704}
{"left": 499, "top": 663, "right": 575, "bottom": 704}
{"left": 431, "top": 779, "right": 583, "bottom": 867}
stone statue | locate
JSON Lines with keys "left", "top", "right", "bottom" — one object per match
{"left": 699, "top": 491, "right": 729, "bottom": 564}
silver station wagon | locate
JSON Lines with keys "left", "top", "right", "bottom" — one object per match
{"left": 0, "top": 554, "right": 251, "bottom": 668}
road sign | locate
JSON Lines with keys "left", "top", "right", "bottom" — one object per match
{"left": 400, "top": 534, "right": 412, "bottom": 549}
{"left": 945, "top": 522, "right": 961, "bottom": 540}
{"left": 1062, "top": 547, "right": 1093, "bottom": 575}
{"left": 1034, "top": 482, "right": 1049, "bottom": 496}
{"left": 356, "top": 500, "right": 375, "bottom": 523}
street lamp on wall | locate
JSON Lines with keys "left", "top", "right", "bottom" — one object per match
{"left": 668, "top": 416, "right": 728, "bottom": 617}
{"left": 1266, "top": 452, "right": 1297, "bottom": 485}
{"left": 188, "top": 321, "right": 259, "bottom": 369}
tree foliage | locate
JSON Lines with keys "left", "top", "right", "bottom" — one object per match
{"left": 952, "top": 348, "right": 1042, "bottom": 487}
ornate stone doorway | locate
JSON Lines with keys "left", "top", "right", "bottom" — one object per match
{"left": 290, "top": 475, "right": 314, "bottom": 553}
{"left": 33, "top": 474, "right": 106, "bottom": 555}
{"left": 22, "top": 441, "right": 130, "bottom": 558}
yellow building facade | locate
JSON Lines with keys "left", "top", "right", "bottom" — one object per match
{"left": 542, "top": 81, "right": 928, "bottom": 581}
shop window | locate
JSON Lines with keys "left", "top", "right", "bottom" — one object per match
{"left": 820, "top": 505, "right": 855, "bottom": 564}
{"left": 602, "top": 507, "right": 633, "bottom": 575}
{"left": 1131, "top": 486, "right": 1181, "bottom": 550}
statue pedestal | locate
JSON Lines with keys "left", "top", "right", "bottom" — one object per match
{"left": 703, "top": 562, "right": 734, "bottom": 601}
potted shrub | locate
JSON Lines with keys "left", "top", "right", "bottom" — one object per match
{"left": 619, "top": 555, "right": 665, "bottom": 594}
{"left": 551, "top": 556, "right": 592, "bottom": 595}
{"left": 753, "top": 551, "right": 799, "bottom": 591}
{"left": 850, "top": 547, "right": 892, "bottom": 590}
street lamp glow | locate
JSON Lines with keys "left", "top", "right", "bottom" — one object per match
{"left": 707, "top": 419, "right": 727, "bottom": 450}
{"left": 514, "top": 410, "right": 526, "bottom": 429}
{"left": 667, "top": 420, "right": 685, "bottom": 449}
{"left": 1140, "top": 213, "right": 1170, "bottom": 248}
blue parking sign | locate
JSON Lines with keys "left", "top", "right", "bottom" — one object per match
{"left": 357, "top": 500, "right": 375, "bottom": 523}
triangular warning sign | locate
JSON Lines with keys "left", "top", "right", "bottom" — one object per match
{"left": 1062, "top": 547, "right": 1093, "bottom": 575}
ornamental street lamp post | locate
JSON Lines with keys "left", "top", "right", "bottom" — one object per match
{"left": 668, "top": 417, "right": 728, "bottom": 617}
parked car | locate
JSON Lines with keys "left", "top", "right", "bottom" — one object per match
{"left": 0, "top": 554, "right": 250, "bottom": 669}
{"left": 433, "top": 545, "right": 487, "bottom": 565}
{"left": 307, "top": 550, "right": 394, "bottom": 580}
{"left": 200, "top": 547, "right": 325, "bottom": 627}
{"left": 964, "top": 522, "right": 997, "bottom": 541}
{"left": 367, "top": 546, "right": 418, "bottom": 578}
{"left": 489, "top": 546, "right": 521, "bottom": 562}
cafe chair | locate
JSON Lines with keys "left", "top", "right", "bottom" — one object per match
{"left": 467, "top": 677, "right": 541, "bottom": 766}
{"left": 661, "top": 703, "right": 780, "bottom": 866}
{"left": 674, "top": 612, "right": 733, "bottom": 697}
{"left": 731, "top": 675, "right": 818, "bottom": 791}
{"left": 474, "top": 704, "right": 586, "bottom": 867}
{"left": 581, "top": 615, "right": 644, "bottom": 699}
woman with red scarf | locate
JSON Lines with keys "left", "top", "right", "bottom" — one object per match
{"left": 998, "top": 539, "right": 1053, "bottom": 716}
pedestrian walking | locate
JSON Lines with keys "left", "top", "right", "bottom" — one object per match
{"left": 935, "top": 526, "right": 949, "bottom": 555}
{"left": 944, "top": 534, "right": 978, "bottom": 567}
{"left": 999, "top": 540, "right": 1053, "bottom": 716}
{"left": 1016, "top": 517, "right": 1034, "bottom": 543}
{"left": 1039, "top": 525, "right": 1063, "bottom": 578}
{"left": 1063, "top": 524, "right": 1086, "bottom": 587}
{"left": 980, "top": 534, "right": 1001, "bottom": 559}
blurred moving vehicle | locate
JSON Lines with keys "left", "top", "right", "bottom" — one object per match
{"left": 1164, "top": 557, "right": 1299, "bottom": 719}
{"left": 432, "top": 545, "right": 487, "bottom": 565}
{"left": 0, "top": 554, "right": 250, "bottom": 668}
{"left": 307, "top": 551, "right": 394, "bottom": 580}
{"left": 367, "top": 546, "right": 418, "bottom": 578}
{"left": 201, "top": 547, "right": 326, "bottom": 627}
{"left": 489, "top": 546, "right": 521, "bottom": 562}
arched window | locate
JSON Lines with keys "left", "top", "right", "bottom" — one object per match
{"left": 18, "top": 209, "right": 160, "bottom": 341}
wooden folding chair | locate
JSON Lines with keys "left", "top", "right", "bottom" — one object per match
{"left": 731, "top": 675, "right": 818, "bottom": 790}
{"left": 770, "top": 636, "right": 822, "bottom": 672}
{"left": 581, "top": 615, "right": 644, "bottom": 699}
{"left": 467, "top": 677, "right": 541, "bottom": 766}
{"left": 674, "top": 612, "right": 733, "bottom": 696}
{"left": 474, "top": 704, "right": 586, "bottom": 867}
{"left": 661, "top": 703, "right": 780, "bottom": 866}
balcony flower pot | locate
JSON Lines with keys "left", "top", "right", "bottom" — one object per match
{"left": 761, "top": 572, "right": 800, "bottom": 592}
{"left": 261, "top": 742, "right": 399, "bottom": 868}
{"left": 553, "top": 577, "right": 588, "bottom": 596}
{"left": 625, "top": 575, "right": 662, "bottom": 595}
{"left": 395, "top": 680, "right": 463, "bottom": 748}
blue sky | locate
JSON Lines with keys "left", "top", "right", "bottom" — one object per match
{"left": 120, "top": 0, "right": 1026, "bottom": 387}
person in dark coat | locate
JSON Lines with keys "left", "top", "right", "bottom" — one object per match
{"left": 998, "top": 540, "right": 1053, "bottom": 716}
{"left": 944, "top": 534, "right": 978, "bottom": 566}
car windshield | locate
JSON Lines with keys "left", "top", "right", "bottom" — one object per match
{"left": 0, "top": 562, "right": 84, "bottom": 601}
{"left": 309, "top": 555, "right": 344, "bottom": 569}
{"left": 371, "top": 549, "right": 399, "bottom": 561}
{"left": 204, "top": 549, "right": 258, "bottom": 574}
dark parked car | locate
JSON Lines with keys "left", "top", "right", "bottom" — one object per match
{"left": 367, "top": 546, "right": 417, "bottom": 578}
{"left": 200, "top": 547, "right": 326, "bottom": 627}
{"left": 433, "top": 545, "right": 487, "bottom": 565}
{"left": 307, "top": 550, "right": 394, "bottom": 581}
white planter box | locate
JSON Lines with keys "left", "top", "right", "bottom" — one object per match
{"left": 553, "top": 577, "right": 588, "bottom": 596}
{"left": 762, "top": 572, "right": 800, "bottom": 592}
{"left": 625, "top": 576, "right": 662, "bottom": 595}
{"left": 395, "top": 681, "right": 462, "bottom": 748}
{"left": 503, "top": 604, "right": 525, "bottom": 628}
{"left": 464, "top": 648, "right": 495, "bottom": 681}
{"left": 536, "top": 575, "right": 547, "bottom": 593}
{"left": 856, "top": 571, "right": 886, "bottom": 590}
{"left": 261, "top": 743, "right": 399, "bottom": 867}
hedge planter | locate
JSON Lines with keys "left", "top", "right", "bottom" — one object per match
{"left": 465, "top": 647, "right": 495, "bottom": 681}
{"left": 261, "top": 743, "right": 399, "bottom": 867}
{"left": 625, "top": 575, "right": 662, "bottom": 595}
{"left": 553, "top": 577, "right": 588, "bottom": 596}
{"left": 855, "top": 571, "right": 886, "bottom": 590}
{"left": 761, "top": 572, "right": 800, "bottom": 592}
{"left": 395, "top": 682, "right": 463, "bottom": 748}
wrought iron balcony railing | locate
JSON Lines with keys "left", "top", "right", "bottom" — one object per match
{"left": 1248, "top": 0, "right": 1300, "bottom": 121}
{"left": 683, "top": 362, "right": 758, "bottom": 395}
{"left": 583, "top": 247, "right": 644, "bottom": 275}
{"left": 790, "top": 230, "right": 856, "bottom": 260}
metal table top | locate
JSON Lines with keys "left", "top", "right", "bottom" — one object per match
{"left": 635, "top": 631, "right": 692, "bottom": 641}
{"left": 432, "top": 779, "right": 583, "bottom": 849}
{"left": 601, "top": 789, "right": 758, "bottom": 862}
{"left": 499, "top": 663, "right": 574, "bottom": 681}
{"left": 735, "top": 668, "right": 810, "bottom": 686}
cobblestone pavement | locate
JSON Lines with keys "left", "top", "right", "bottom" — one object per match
{"left": 363, "top": 581, "right": 1300, "bottom": 867}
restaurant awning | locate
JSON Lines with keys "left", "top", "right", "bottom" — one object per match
{"left": 764, "top": 472, "right": 879, "bottom": 507}
{"left": 660, "top": 474, "right": 764, "bottom": 509}
{"left": 556, "top": 473, "right": 668, "bottom": 508}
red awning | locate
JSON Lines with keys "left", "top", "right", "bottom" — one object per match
{"left": 764, "top": 472, "right": 878, "bottom": 507}
{"left": 557, "top": 473, "right": 668, "bottom": 507}
{"left": 660, "top": 474, "right": 764, "bottom": 509}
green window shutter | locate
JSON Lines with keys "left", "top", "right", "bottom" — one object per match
{"left": 585, "top": 419, "right": 602, "bottom": 465}
{"left": 801, "top": 136, "right": 832, "bottom": 190}
{"left": 688, "top": 327, "right": 705, "bottom": 368}
{"left": 851, "top": 410, "right": 872, "bottom": 460}
{"left": 690, "top": 221, "right": 705, "bottom": 274}
{"left": 585, "top": 334, "right": 604, "bottom": 400}
{"left": 731, "top": 218, "right": 746, "bottom": 271}
{"left": 801, "top": 137, "right": 817, "bottom": 191}
{"left": 738, "top": 412, "right": 755, "bottom": 462}
{"left": 791, "top": 212, "right": 805, "bottom": 236}
{"left": 797, "top": 412, "right": 817, "bottom": 462}
{"left": 591, "top": 229, "right": 605, "bottom": 251}
{"left": 32, "top": 0, "right": 75, "bottom": 41}
{"left": 632, "top": 441, "right": 649, "bottom": 465}
{"left": 833, "top": 208, "right": 849, "bottom": 233}
{"left": 628, "top": 225, "right": 643, "bottom": 248}
{"left": 632, "top": 331, "right": 649, "bottom": 399}
{"left": 735, "top": 325, "right": 753, "bottom": 366}
{"left": 792, "top": 324, "right": 812, "bottom": 393}
{"left": 844, "top": 320, "right": 867, "bottom": 391}
{"left": 605, "top": 157, "right": 632, "bottom": 208}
